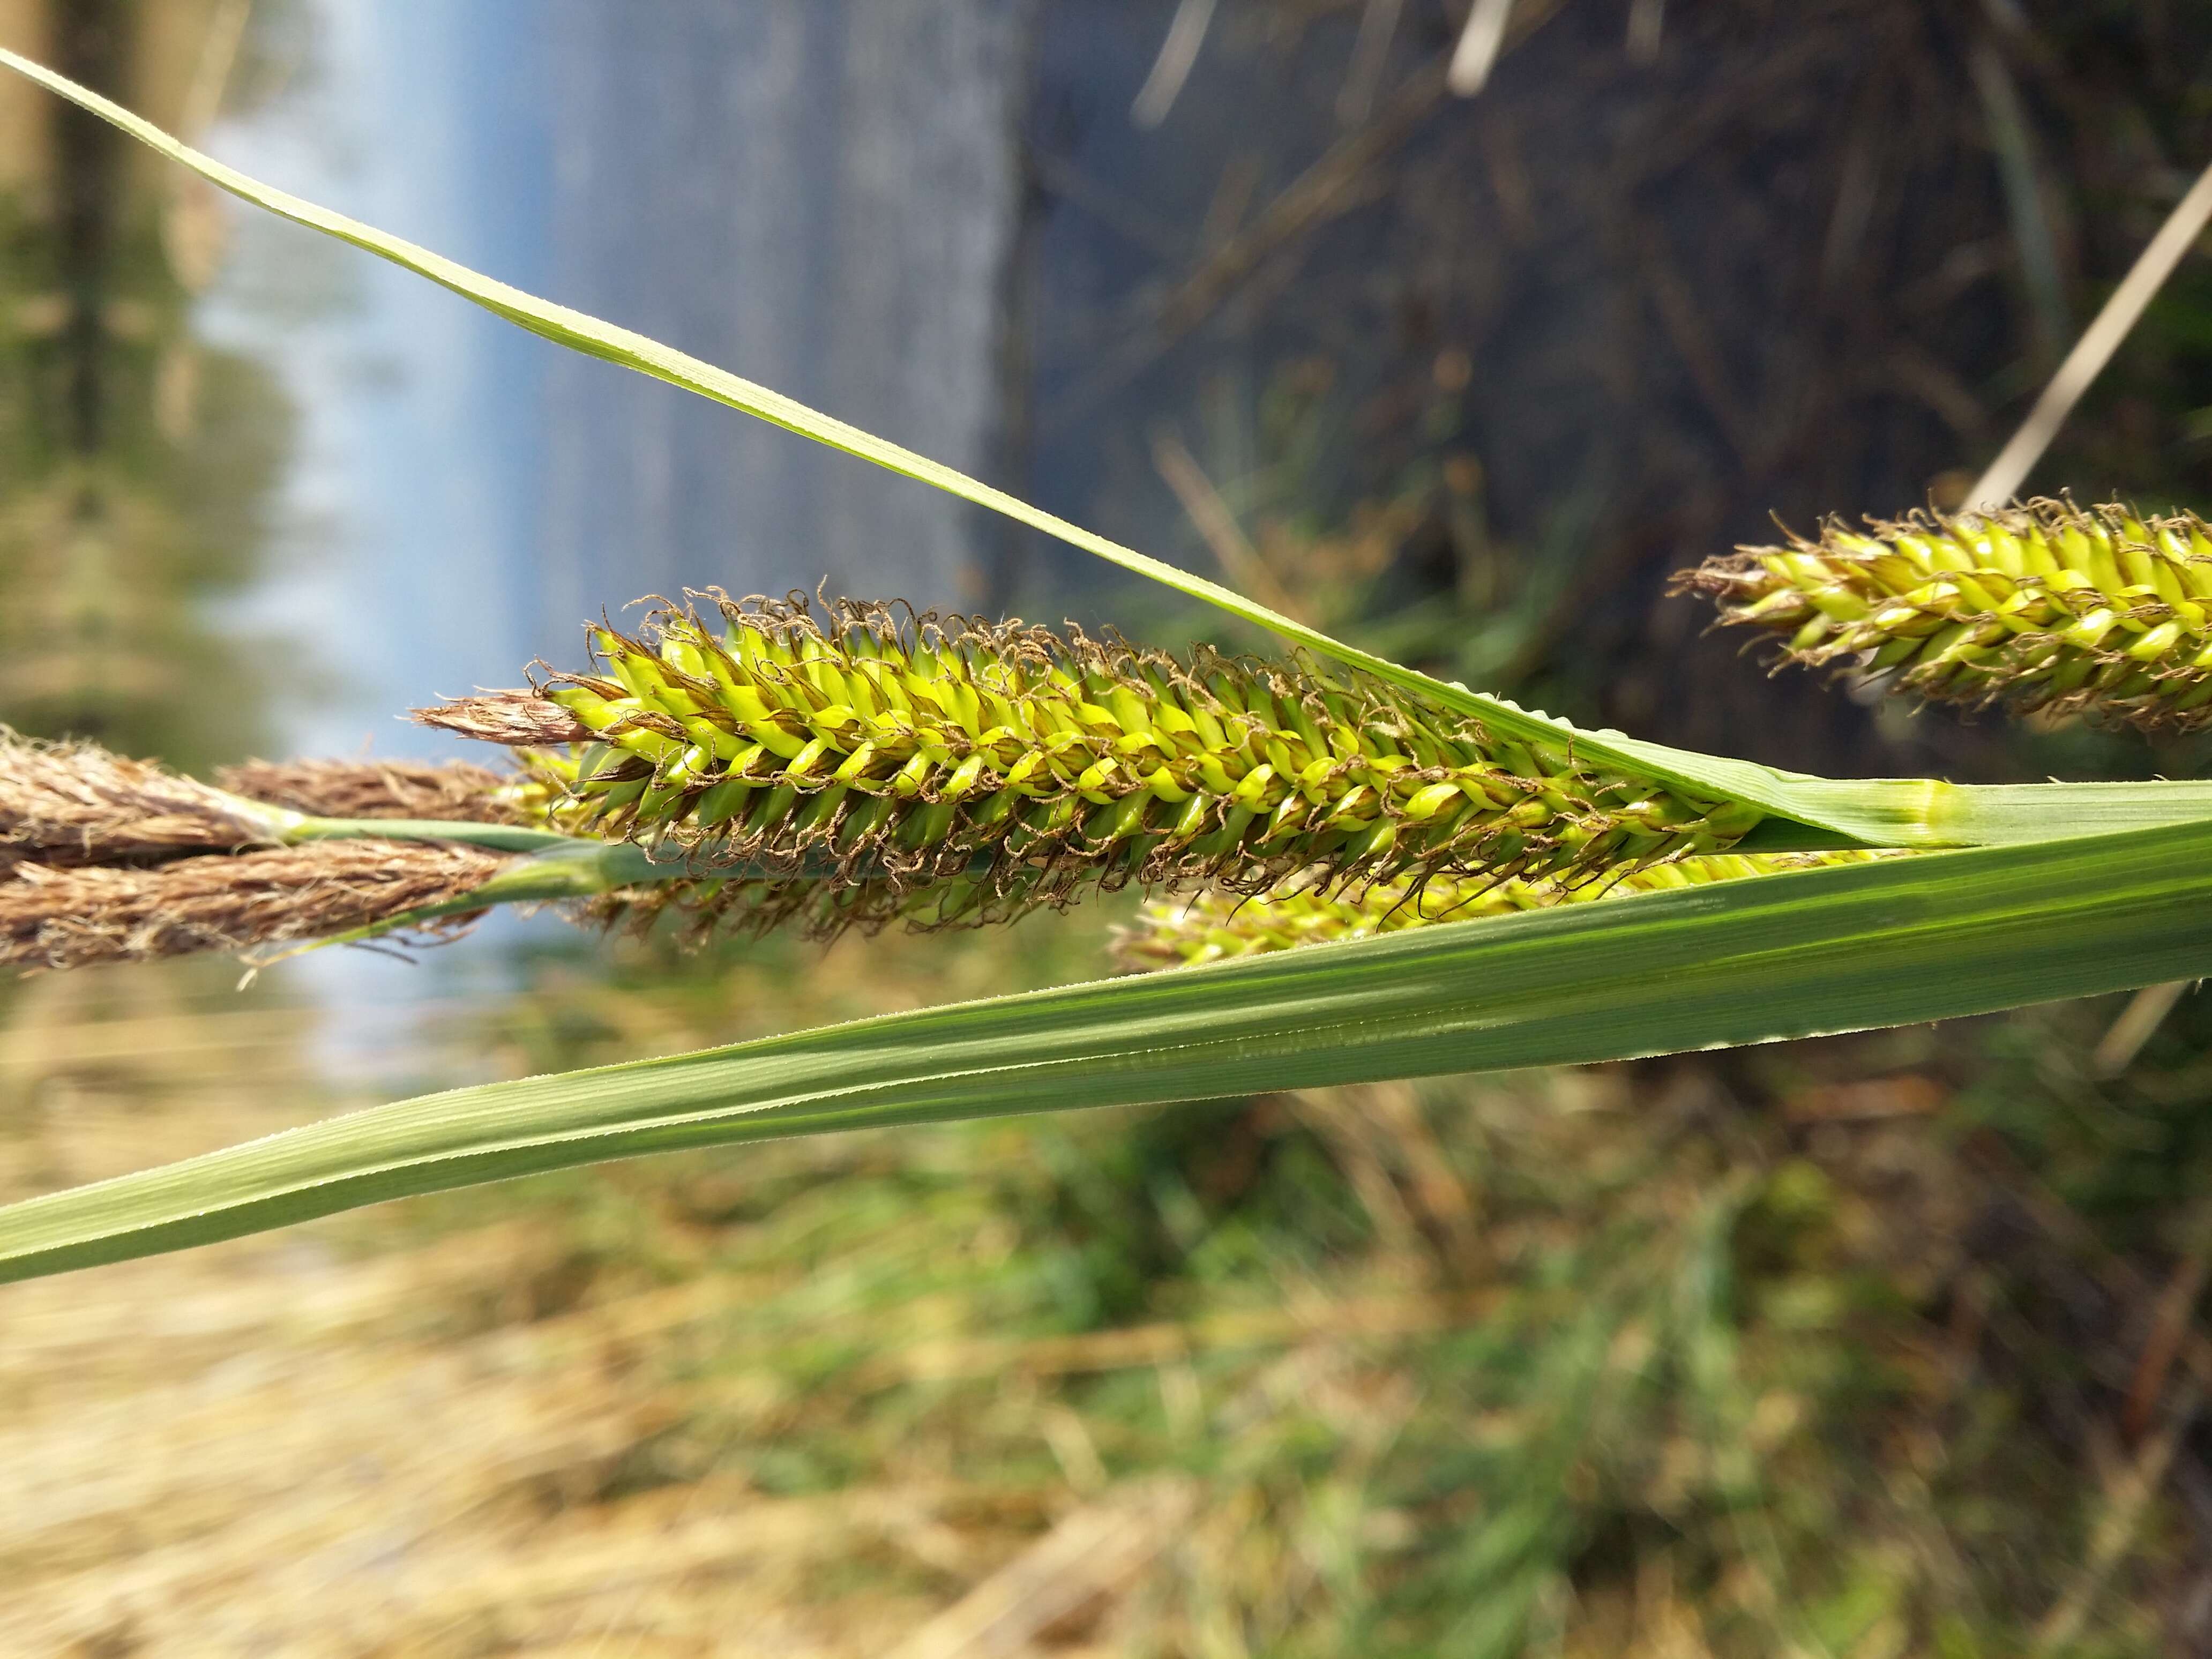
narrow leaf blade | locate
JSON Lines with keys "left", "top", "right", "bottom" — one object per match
{"left": 5, "top": 818, "right": 2210, "bottom": 1283}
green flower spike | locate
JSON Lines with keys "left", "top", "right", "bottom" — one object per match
{"left": 1675, "top": 499, "right": 2212, "bottom": 730}
{"left": 1114, "top": 851, "right": 1892, "bottom": 970}
{"left": 420, "top": 592, "right": 1767, "bottom": 938}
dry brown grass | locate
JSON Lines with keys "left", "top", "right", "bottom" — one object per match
{"left": 0, "top": 947, "right": 1263, "bottom": 1657}
{"left": 0, "top": 981, "right": 936, "bottom": 1655}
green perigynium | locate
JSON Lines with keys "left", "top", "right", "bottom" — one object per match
{"left": 1114, "top": 851, "right": 1892, "bottom": 969}
{"left": 428, "top": 592, "right": 1767, "bottom": 937}
{"left": 1676, "top": 499, "right": 2212, "bottom": 730}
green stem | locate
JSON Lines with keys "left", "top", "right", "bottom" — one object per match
{"left": 196, "top": 788, "right": 588, "bottom": 857}
{"left": 303, "top": 840, "right": 698, "bottom": 953}
{"left": 229, "top": 765, "right": 2212, "bottom": 869}
{"left": 417, "top": 839, "right": 682, "bottom": 913}
{"left": 280, "top": 816, "right": 584, "bottom": 855}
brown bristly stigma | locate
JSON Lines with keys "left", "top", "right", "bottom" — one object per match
{"left": 416, "top": 695, "right": 593, "bottom": 749}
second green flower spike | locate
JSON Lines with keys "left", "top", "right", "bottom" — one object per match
{"left": 1677, "top": 499, "right": 2212, "bottom": 730}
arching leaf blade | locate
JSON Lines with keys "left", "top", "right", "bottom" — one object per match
{"left": 4, "top": 817, "right": 2211, "bottom": 1284}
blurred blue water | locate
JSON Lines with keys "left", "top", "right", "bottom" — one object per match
{"left": 196, "top": 0, "right": 1031, "bottom": 1063}
{"left": 211, "top": 0, "right": 1026, "bottom": 759}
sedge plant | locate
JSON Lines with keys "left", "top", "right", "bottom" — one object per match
{"left": 6, "top": 47, "right": 2212, "bottom": 1284}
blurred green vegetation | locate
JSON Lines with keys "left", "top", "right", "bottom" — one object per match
{"left": 390, "top": 917, "right": 2212, "bottom": 1655}
{"left": 0, "top": 0, "right": 297, "bottom": 771}
{"left": 427, "top": 11, "right": 2212, "bottom": 1647}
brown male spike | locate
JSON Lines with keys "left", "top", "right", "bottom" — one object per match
{"left": 0, "top": 842, "right": 508, "bottom": 972}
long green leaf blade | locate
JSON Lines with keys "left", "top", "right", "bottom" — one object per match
{"left": 9, "top": 46, "right": 2210, "bottom": 847}
{"left": 5, "top": 818, "right": 2210, "bottom": 1283}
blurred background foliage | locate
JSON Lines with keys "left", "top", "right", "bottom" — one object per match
{"left": 0, "top": 0, "right": 302, "bottom": 770}
{"left": 12, "top": 1, "right": 2212, "bottom": 1654}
